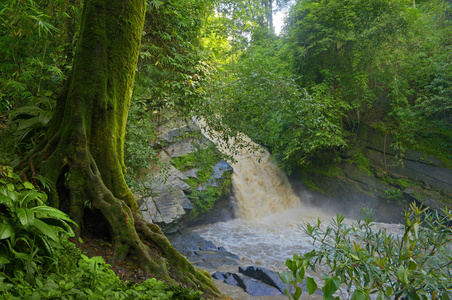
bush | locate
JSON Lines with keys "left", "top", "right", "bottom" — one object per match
{"left": 280, "top": 203, "right": 452, "bottom": 299}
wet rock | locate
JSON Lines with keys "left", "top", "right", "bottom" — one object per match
{"left": 239, "top": 266, "right": 290, "bottom": 294}
{"left": 211, "top": 271, "right": 282, "bottom": 296}
{"left": 239, "top": 275, "right": 283, "bottom": 296}
{"left": 218, "top": 246, "right": 240, "bottom": 259}
{"left": 169, "top": 230, "right": 239, "bottom": 269}
{"left": 212, "top": 271, "right": 229, "bottom": 280}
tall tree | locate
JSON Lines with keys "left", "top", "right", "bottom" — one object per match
{"left": 20, "top": 0, "right": 220, "bottom": 296}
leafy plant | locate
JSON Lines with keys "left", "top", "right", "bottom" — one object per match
{"left": 8, "top": 92, "right": 56, "bottom": 154}
{"left": 0, "top": 166, "right": 76, "bottom": 278}
{"left": 0, "top": 253, "right": 204, "bottom": 300}
{"left": 281, "top": 203, "right": 452, "bottom": 299}
{"left": 172, "top": 143, "right": 232, "bottom": 217}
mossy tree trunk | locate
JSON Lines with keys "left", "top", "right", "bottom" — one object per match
{"left": 24, "top": 0, "right": 220, "bottom": 297}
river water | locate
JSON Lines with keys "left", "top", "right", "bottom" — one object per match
{"left": 192, "top": 123, "right": 402, "bottom": 299}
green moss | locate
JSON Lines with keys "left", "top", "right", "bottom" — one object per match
{"left": 412, "top": 125, "right": 452, "bottom": 169}
{"left": 350, "top": 152, "right": 372, "bottom": 175}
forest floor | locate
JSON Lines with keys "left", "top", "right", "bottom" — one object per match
{"left": 71, "top": 236, "right": 151, "bottom": 284}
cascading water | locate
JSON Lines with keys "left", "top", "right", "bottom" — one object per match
{"left": 192, "top": 130, "right": 329, "bottom": 269}
{"left": 226, "top": 139, "right": 301, "bottom": 219}
{"left": 192, "top": 122, "right": 401, "bottom": 299}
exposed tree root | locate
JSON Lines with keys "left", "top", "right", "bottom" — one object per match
{"left": 22, "top": 120, "right": 222, "bottom": 299}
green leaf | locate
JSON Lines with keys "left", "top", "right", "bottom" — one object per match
{"left": 306, "top": 276, "right": 317, "bottom": 295}
{"left": 279, "top": 271, "right": 294, "bottom": 284}
{"left": 293, "top": 286, "right": 302, "bottom": 300}
{"left": 40, "top": 218, "right": 74, "bottom": 237}
{"left": 17, "top": 207, "right": 35, "bottom": 226}
{"left": 376, "top": 291, "right": 385, "bottom": 300}
{"left": 31, "top": 206, "right": 75, "bottom": 224}
{"left": 385, "top": 286, "right": 393, "bottom": 297}
{"left": 0, "top": 223, "right": 14, "bottom": 240}
{"left": 322, "top": 276, "right": 340, "bottom": 298}
{"left": 0, "top": 255, "right": 10, "bottom": 268}
{"left": 351, "top": 289, "right": 368, "bottom": 300}
{"left": 0, "top": 194, "right": 13, "bottom": 207}
{"left": 397, "top": 266, "right": 409, "bottom": 285}
{"left": 6, "top": 184, "right": 14, "bottom": 192}
{"left": 34, "top": 233, "right": 54, "bottom": 257}
{"left": 413, "top": 222, "right": 419, "bottom": 239}
{"left": 23, "top": 181, "right": 35, "bottom": 190}
{"left": 20, "top": 191, "right": 45, "bottom": 207}
{"left": 32, "top": 218, "right": 59, "bottom": 241}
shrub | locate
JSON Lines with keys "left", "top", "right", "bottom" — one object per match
{"left": 280, "top": 203, "right": 452, "bottom": 299}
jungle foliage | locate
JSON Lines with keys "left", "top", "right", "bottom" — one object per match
{"left": 0, "top": 167, "right": 202, "bottom": 300}
{"left": 1, "top": 0, "right": 451, "bottom": 297}
{"left": 203, "top": 0, "right": 452, "bottom": 170}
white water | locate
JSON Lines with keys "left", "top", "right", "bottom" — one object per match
{"left": 193, "top": 123, "right": 401, "bottom": 298}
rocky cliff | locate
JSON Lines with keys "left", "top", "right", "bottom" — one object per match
{"left": 295, "top": 124, "right": 452, "bottom": 221}
{"left": 137, "top": 118, "right": 233, "bottom": 234}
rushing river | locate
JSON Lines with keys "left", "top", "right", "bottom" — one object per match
{"left": 192, "top": 122, "right": 402, "bottom": 299}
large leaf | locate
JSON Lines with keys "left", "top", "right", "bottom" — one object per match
{"left": 397, "top": 265, "right": 409, "bottom": 285}
{"left": 322, "top": 276, "right": 340, "bottom": 298}
{"left": 19, "top": 190, "right": 45, "bottom": 207}
{"left": 32, "top": 218, "right": 59, "bottom": 242}
{"left": 0, "top": 223, "right": 14, "bottom": 240}
{"left": 0, "top": 194, "right": 13, "bottom": 207}
{"left": 34, "top": 233, "right": 54, "bottom": 257}
{"left": 40, "top": 218, "right": 75, "bottom": 237}
{"left": 31, "top": 206, "right": 75, "bottom": 224}
{"left": 306, "top": 276, "right": 317, "bottom": 295}
{"left": 351, "top": 289, "right": 368, "bottom": 300}
{"left": 279, "top": 271, "right": 294, "bottom": 284}
{"left": 16, "top": 117, "right": 42, "bottom": 132}
{"left": 17, "top": 207, "right": 35, "bottom": 226}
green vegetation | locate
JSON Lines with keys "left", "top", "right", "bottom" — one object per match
{"left": 1, "top": 0, "right": 451, "bottom": 297}
{"left": 0, "top": 167, "right": 203, "bottom": 299}
{"left": 172, "top": 143, "right": 232, "bottom": 217}
{"left": 202, "top": 0, "right": 451, "bottom": 174}
{"left": 280, "top": 203, "right": 452, "bottom": 299}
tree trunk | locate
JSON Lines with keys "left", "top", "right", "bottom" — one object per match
{"left": 24, "top": 0, "right": 221, "bottom": 297}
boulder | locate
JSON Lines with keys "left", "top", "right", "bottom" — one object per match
{"left": 165, "top": 137, "right": 211, "bottom": 158}
{"left": 239, "top": 266, "right": 290, "bottom": 294}
{"left": 211, "top": 272, "right": 283, "bottom": 297}
{"left": 157, "top": 119, "right": 200, "bottom": 143}
{"left": 169, "top": 231, "right": 239, "bottom": 269}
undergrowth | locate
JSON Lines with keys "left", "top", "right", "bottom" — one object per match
{"left": 0, "top": 166, "right": 203, "bottom": 300}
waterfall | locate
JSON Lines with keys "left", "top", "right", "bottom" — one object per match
{"left": 196, "top": 119, "right": 301, "bottom": 219}
{"left": 226, "top": 139, "right": 301, "bottom": 219}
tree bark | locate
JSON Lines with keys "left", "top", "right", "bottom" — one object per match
{"left": 24, "top": 0, "right": 221, "bottom": 297}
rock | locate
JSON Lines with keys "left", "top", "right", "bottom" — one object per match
{"left": 238, "top": 266, "right": 290, "bottom": 294}
{"left": 169, "top": 230, "right": 240, "bottom": 269}
{"left": 183, "top": 168, "right": 199, "bottom": 178}
{"left": 218, "top": 246, "right": 240, "bottom": 259}
{"left": 239, "top": 275, "right": 283, "bottom": 296}
{"left": 212, "top": 272, "right": 283, "bottom": 296}
{"left": 165, "top": 137, "right": 211, "bottom": 158}
{"left": 139, "top": 187, "right": 191, "bottom": 233}
{"left": 139, "top": 150, "right": 193, "bottom": 233}
{"left": 224, "top": 273, "right": 240, "bottom": 286}
{"left": 157, "top": 119, "right": 199, "bottom": 143}
{"left": 212, "top": 272, "right": 229, "bottom": 281}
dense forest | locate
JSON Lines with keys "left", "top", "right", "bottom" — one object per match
{"left": 0, "top": 0, "right": 450, "bottom": 299}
